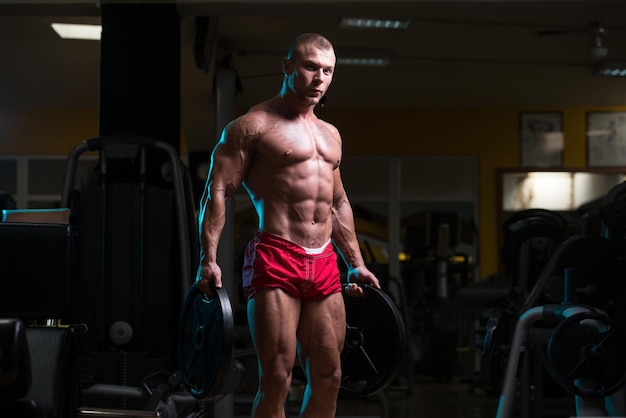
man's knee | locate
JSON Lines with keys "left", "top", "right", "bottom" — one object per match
{"left": 308, "top": 363, "right": 342, "bottom": 391}
{"left": 260, "top": 365, "right": 294, "bottom": 393}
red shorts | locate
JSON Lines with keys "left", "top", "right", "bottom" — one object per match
{"left": 242, "top": 230, "right": 342, "bottom": 301}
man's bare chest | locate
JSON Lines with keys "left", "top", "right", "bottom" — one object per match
{"left": 258, "top": 121, "right": 341, "bottom": 166}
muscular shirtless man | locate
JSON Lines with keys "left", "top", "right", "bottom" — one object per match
{"left": 197, "top": 33, "right": 381, "bottom": 418}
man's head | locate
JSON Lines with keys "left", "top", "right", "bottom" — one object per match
{"left": 286, "top": 33, "right": 334, "bottom": 60}
{"left": 281, "top": 33, "right": 336, "bottom": 105}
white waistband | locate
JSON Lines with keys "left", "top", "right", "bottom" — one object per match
{"left": 302, "top": 238, "right": 332, "bottom": 255}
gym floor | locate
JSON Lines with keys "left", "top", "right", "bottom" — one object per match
{"left": 228, "top": 376, "right": 501, "bottom": 418}
{"left": 334, "top": 377, "right": 499, "bottom": 418}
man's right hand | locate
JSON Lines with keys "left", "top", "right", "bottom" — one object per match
{"left": 197, "top": 261, "right": 223, "bottom": 295}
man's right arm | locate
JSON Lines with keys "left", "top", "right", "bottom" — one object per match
{"left": 197, "top": 119, "right": 254, "bottom": 292}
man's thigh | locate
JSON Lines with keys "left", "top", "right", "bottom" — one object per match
{"left": 248, "top": 289, "right": 301, "bottom": 367}
{"left": 297, "top": 293, "right": 346, "bottom": 373}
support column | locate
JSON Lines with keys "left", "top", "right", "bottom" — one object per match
{"left": 99, "top": 3, "right": 180, "bottom": 152}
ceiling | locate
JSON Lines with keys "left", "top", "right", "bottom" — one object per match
{"left": 1, "top": 0, "right": 626, "bottom": 151}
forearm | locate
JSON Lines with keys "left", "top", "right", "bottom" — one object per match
{"left": 199, "top": 185, "right": 227, "bottom": 265}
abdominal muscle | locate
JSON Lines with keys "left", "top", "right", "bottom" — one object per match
{"left": 258, "top": 198, "right": 334, "bottom": 248}
{"left": 244, "top": 161, "right": 335, "bottom": 249}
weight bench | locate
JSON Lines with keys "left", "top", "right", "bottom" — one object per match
{"left": 0, "top": 215, "right": 78, "bottom": 417}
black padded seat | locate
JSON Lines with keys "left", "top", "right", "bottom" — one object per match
{"left": 0, "top": 222, "right": 74, "bottom": 321}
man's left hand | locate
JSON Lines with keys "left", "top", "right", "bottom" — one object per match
{"left": 344, "top": 266, "right": 381, "bottom": 297}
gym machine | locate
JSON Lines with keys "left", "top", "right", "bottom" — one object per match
{"left": 482, "top": 182, "right": 626, "bottom": 418}
{"left": 58, "top": 135, "right": 199, "bottom": 414}
{"left": 402, "top": 211, "right": 478, "bottom": 382}
{"left": 466, "top": 208, "right": 568, "bottom": 391}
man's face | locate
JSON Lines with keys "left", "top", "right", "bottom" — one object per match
{"left": 284, "top": 44, "right": 335, "bottom": 105}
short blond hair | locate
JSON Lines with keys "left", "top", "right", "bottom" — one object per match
{"left": 286, "top": 33, "right": 333, "bottom": 59}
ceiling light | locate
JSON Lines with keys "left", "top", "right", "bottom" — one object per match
{"left": 340, "top": 18, "right": 410, "bottom": 30}
{"left": 51, "top": 23, "right": 101, "bottom": 40}
{"left": 337, "top": 57, "right": 390, "bottom": 67}
{"left": 595, "top": 61, "right": 626, "bottom": 77}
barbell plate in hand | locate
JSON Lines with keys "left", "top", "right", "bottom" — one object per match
{"left": 178, "top": 283, "right": 234, "bottom": 400}
{"left": 340, "top": 284, "right": 406, "bottom": 398}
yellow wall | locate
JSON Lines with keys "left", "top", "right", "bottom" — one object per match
{"left": 0, "top": 107, "right": 99, "bottom": 155}
{"left": 2, "top": 104, "right": 626, "bottom": 276}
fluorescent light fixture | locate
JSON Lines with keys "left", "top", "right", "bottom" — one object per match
{"left": 51, "top": 23, "right": 101, "bottom": 40}
{"left": 337, "top": 57, "right": 390, "bottom": 67}
{"left": 340, "top": 17, "right": 410, "bottom": 30}
{"left": 595, "top": 60, "right": 626, "bottom": 77}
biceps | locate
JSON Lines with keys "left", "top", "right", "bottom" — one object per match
{"left": 209, "top": 145, "right": 249, "bottom": 197}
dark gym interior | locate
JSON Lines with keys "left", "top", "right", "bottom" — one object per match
{"left": 3, "top": 1, "right": 626, "bottom": 417}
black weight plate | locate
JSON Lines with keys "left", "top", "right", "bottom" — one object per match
{"left": 178, "top": 283, "right": 234, "bottom": 399}
{"left": 547, "top": 312, "right": 626, "bottom": 398}
{"left": 340, "top": 284, "right": 406, "bottom": 398}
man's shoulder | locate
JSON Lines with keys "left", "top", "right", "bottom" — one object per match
{"left": 316, "top": 117, "right": 339, "bottom": 133}
{"left": 228, "top": 107, "right": 272, "bottom": 137}
{"left": 237, "top": 100, "right": 280, "bottom": 124}
{"left": 243, "top": 103, "right": 276, "bottom": 123}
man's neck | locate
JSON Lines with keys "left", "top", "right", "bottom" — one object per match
{"left": 274, "top": 91, "right": 317, "bottom": 120}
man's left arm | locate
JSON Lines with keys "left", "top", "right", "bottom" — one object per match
{"left": 331, "top": 168, "right": 381, "bottom": 290}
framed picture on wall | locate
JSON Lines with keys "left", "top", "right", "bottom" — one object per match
{"left": 586, "top": 111, "right": 626, "bottom": 167}
{"left": 519, "top": 112, "right": 564, "bottom": 168}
